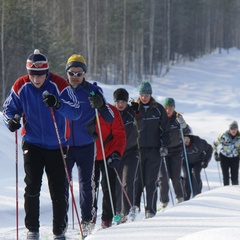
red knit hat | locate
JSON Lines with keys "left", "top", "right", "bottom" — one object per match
{"left": 26, "top": 49, "right": 49, "bottom": 75}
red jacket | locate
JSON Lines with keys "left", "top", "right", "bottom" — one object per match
{"left": 96, "top": 104, "right": 126, "bottom": 160}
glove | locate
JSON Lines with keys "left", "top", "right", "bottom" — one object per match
{"left": 107, "top": 152, "right": 121, "bottom": 169}
{"left": 176, "top": 114, "right": 187, "bottom": 128}
{"left": 160, "top": 147, "right": 168, "bottom": 157}
{"left": 201, "top": 161, "right": 208, "bottom": 169}
{"left": 43, "top": 93, "right": 61, "bottom": 109}
{"left": 88, "top": 94, "right": 104, "bottom": 109}
{"left": 214, "top": 151, "right": 220, "bottom": 161}
{"left": 8, "top": 115, "right": 21, "bottom": 132}
{"left": 130, "top": 101, "right": 139, "bottom": 114}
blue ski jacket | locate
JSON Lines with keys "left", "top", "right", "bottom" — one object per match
{"left": 2, "top": 73, "right": 81, "bottom": 149}
{"left": 68, "top": 80, "right": 114, "bottom": 147}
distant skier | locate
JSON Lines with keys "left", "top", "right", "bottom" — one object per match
{"left": 213, "top": 121, "right": 240, "bottom": 186}
{"left": 159, "top": 98, "right": 191, "bottom": 207}
{"left": 183, "top": 133, "right": 213, "bottom": 200}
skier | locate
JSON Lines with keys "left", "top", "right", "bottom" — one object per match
{"left": 134, "top": 82, "right": 171, "bottom": 218}
{"left": 213, "top": 121, "right": 240, "bottom": 185}
{"left": 64, "top": 54, "right": 114, "bottom": 236}
{"left": 2, "top": 49, "right": 81, "bottom": 240}
{"left": 113, "top": 88, "right": 143, "bottom": 223}
{"left": 159, "top": 97, "right": 191, "bottom": 207}
{"left": 92, "top": 104, "right": 126, "bottom": 228}
{"left": 183, "top": 134, "right": 213, "bottom": 200}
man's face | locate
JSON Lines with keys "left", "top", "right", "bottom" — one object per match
{"left": 115, "top": 100, "right": 127, "bottom": 111}
{"left": 164, "top": 105, "right": 175, "bottom": 118}
{"left": 184, "top": 136, "right": 191, "bottom": 145}
{"left": 29, "top": 74, "right": 47, "bottom": 88}
{"left": 67, "top": 67, "right": 85, "bottom": 88}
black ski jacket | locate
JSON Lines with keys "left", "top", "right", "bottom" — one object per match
{"left": 120, "top": 105, "right": 143, "bottom": 152}
{"left": 168, "top": 111, "right": 191, "bottom": 154}
{"left": 186, "top": 135, "right": 213, "bottom": 164}
{"left": 138, "top": 98, "right": 171, "bottom": 148}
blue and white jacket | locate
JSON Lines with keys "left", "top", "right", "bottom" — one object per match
{"left": 68, "top": 79, "right": 114, "bottom": 147}
{"left": 2, "top": 73, "right": 81, "bottom": 149}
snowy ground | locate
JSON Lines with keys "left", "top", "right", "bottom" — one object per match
{"left": 1, "top": 48, "right": 240, "bottom": 239}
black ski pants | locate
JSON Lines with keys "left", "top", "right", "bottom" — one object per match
{"left": 22, "top": 141, "right": 67, "bottom": 235}
{"left": 220, "top": 154, "right": 239, "bottom": 185}
{"left": 182, "top": 161, "right": 203, "bottom": 200}
{"left": 116, "top": 146, "right": 139, "bottom": 216}
{"left": 135, "top": 147, "right": 162, "bottom": 215}
{"left": 93, "top": 160, "right": 117, "bottom": 221}
{"left": 159, "top": 151, "right": 184, "bottom": 203}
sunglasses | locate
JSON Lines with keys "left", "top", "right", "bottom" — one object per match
{"left": 26, "top": 61, "right": 48, "bottom": 68}
{"left": 67, "top": 70, "right": 85, "bottom": 77}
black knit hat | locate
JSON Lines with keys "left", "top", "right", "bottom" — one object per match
{"left": 113, "top": 88, "right": 129, "bottom": 102}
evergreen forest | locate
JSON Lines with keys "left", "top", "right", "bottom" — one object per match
{"left": 1, "top": 0, "right": 240, "bottom": 105}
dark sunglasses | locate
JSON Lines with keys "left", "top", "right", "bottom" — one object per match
{"left": 67, "top": 70, "right": 85, "bottom": 77}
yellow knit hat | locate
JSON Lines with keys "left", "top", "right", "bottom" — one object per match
{"left": 65, "top": 54, "right": 87, "bottom": 72}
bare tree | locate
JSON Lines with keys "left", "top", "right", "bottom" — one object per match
{"left": 1, "top": 0, "right": 5, "bottom": 105}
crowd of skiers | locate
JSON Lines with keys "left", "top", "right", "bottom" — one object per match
{"left": 2, "top": 50, "right": 240, "bottom": 240}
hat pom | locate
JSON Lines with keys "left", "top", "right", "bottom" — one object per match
{"left": 34, "top": 49, "right": 40, "bottom": 54}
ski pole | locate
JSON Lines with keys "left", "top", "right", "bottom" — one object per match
{"left": 162, "top": 156, "right": 175, "bottom": 206}
{"left": 114, "top": 168, "right": 133, "bottom": 208}
{"left": 43, "top": 91, "right": 83, "bottom": 238}
{"left": 217, "top": 161, "right": 222, "bottom": 186}
{"left": 203, "top": 168, "right": 210, "bottom": 190}
{"left": 133, "top": 110, "right": 146, "bottom": 214}
{"left": 92, "top": 179, "right": 100, "bottom": 224}
{"left": 113, "top": 168, "right": 138, "bottom": 220}
{"left": 178, "top": 118, "right": 194, "bottom": 198}
{"left": 14, "top": 115, "right": 20, "bottom": 240}
{"left": 94, "top": 106, "right": 120, "bottom": 223}
{"left": 129, "top": 99, "right": 146, "bottom": 213}
{"left": 71, "top": 179, "right": 74, "bottom": 229}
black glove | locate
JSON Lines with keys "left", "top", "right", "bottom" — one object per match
{"left": 88, "top": 94, "right": 104, "bottom": 109}
{"left": 8, "top": 115, "right": 21, "bottom": 132}
{"left": 160, "top": 147, "right": 168, "bottom": 157}
{"left": 107, "top": 152, "right": 121, "bottom": 169}
{"left": 176, "top": 114, "right": 187, "bottom": 128}
{"left": 43, "top": 92, "right": 61, "bottom": 109}
{"left": 130, "top": 101, "right": 139, "bottom": 114}
{"left": 214, "top": 151, "right": 220, "bottom": 161}
{"left": 201, "top": 161, "right": 208, "bottom": 169}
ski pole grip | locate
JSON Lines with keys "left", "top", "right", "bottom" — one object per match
{"left": 90, "top": 91, "right": 95, "bottom": 96}
{"left": 14, "top": 114, "right": 20, "bottom": 122}
{"left": 42, "top": 90, "right": 49, "bottom": 99}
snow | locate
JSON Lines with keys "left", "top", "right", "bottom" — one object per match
{"left": 1, "top": 48, "right": 240, "bottom": 239}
